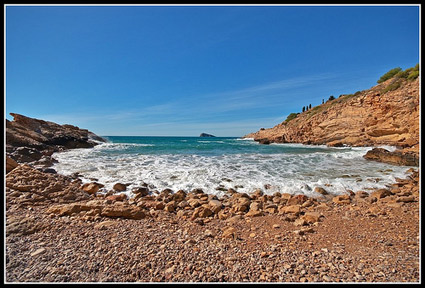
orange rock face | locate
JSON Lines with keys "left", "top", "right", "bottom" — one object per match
{"left": 244, "top": 78, "right": 419, "bottom": 149}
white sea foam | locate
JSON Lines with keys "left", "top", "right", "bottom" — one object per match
{"left": 52, "top": 141, "right": 412, "bottom": 199}
{"left": 376, "top": 145, "right": 398, "bottom": 152}
{"left": 92, "top": 142, "right": 154, "bottom": 151}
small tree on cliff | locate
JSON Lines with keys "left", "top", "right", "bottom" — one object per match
{"left": 377, "top": 67, "right": 402, "bottom": 83}
{"left": 322, "top": 99, "right": 324, "bottom": 104}
{"left": 328, "top": 95, "right": 335, "bottom": 101}
{"left": 302, "top": 106, "right": 305, "bottom": 112}
{"left": 284, "top": 113, "right": 298, "bottom": 123}
{"left": 309, "top": 104, "right": 312, "bottom": 110}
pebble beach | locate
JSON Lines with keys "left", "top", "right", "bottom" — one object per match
{"left": 5, "top": 163, "right": 420, "bottom": 283}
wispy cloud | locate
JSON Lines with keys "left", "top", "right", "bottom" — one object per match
{"left": 117, "top": 116, "right": 285, "bottom": 137}
{"left": 195, "top": 73, "right": 336, "bottom": 113}
{"left": 37, "top": 73, "right": 336, "bottom": 136}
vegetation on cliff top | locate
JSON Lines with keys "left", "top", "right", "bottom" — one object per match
{"left": 280, "top": 64, "right": 419, "bottom": 127}
{"left": 380, "top": 64, "right": 419, "bottom": 93}
{"left": 283, "top": 112, "right": 299, "bottom": 123}
{"left": 377, "top": 67, "right": 403, "bottom": 83}
{"left": 378, "top": 64, "right": 419, "bottom": 84}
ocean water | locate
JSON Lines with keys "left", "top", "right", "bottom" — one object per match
{"left": 52, "top": 136, "right": 413, "bottom": 198}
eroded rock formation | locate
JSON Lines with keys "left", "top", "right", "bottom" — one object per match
{"left": 244, "top": 78, "right": 419, "bottom": 150}
{"left": 6, "top": 113, "right": 106, "bottom": 166}
{"left": 244, "top": 77, "right": 419, "bottom": 165}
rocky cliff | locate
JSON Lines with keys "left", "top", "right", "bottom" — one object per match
{"left": 244, "top": 76, "right": 419, "bottom": 165}
{"left": 6, "top": 113, "right": 106, "bottom": 169}
{"left": 245, "top": 77, "right": 419, "bottom": 148}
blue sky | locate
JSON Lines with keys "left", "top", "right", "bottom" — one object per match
{"left": 5, "top": 5, "right": 420, "bottom": 137}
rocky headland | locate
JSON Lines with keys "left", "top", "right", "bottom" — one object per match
{"left": 244, "top": 73, "right": 419, "bottom": 167}
{"left": 5, "top": 66, "right": 421, "bottom": 286}
{"left": 6, "top": 113, "right": 106, "bottom": 172}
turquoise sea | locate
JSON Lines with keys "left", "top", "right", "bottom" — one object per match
{"left": 52, "top": 136, "right": 412, "bottom": 198}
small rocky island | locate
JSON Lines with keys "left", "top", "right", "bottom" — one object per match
{"left": 200, "top": 133, "right": 216, "bottom": 137}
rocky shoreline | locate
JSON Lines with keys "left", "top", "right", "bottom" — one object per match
{"left": 6, "top": 159, "right": 420, "bottom": 282}
{"left": 5, "top": 114, "right": 420, "bottom": 283}
{"left": 6, "top": 113, "right": 106, "bottom": 173}
{"left": 244, "top": 77, "right": 419, "bottom": 158}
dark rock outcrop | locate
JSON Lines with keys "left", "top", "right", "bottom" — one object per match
{"left": 363, "top": 148, "right": 419, "bottom": 167}
{"left": 200, "top": 133, "right": 216, "bottom": 137}
{"left": 6, "top": 113, "right": 106, "bottom": 166}
{"left": 256, "top": 138, "right": 271, "bottom": 145}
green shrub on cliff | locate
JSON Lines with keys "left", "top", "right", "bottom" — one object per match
{"left": 407, "top": 63, "right": 419, "bottom": 80}
{"left": 395, "top": 69, "right": 411, "bottom": 79}
{"left": 383, "top": 80, "right": 402, "bottom": 93}
{"left": 377, "top": 67, "right": 402, "bottom": 83}
{"left": 284, "top": 113, "right": 298, "bottom": 123}
{"left": 407, "top": 70, "right": 419, "bottom": 80}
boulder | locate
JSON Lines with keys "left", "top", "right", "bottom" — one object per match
{"left": 249, "top": 201, "right": 263, "bottom": 211}
{"left": 370, "top": 189, "right": 392, "bottom": 199}
{"left": 82, "top": 182, "right": 104, "bottom": 194}
{"left": 137, "top": 200, "right": 165, "bottom": 210}
{"left": 395, "top": 196, "right": 415, "bottom": 203}
{"left": 132, "top": 187, "right": 149, "bottom": 196}
{"left": 191, "top": 206, "right": 213, "bottom": 219}
{"left": 332, "top": 195, "right": 351, "bottom": 205}
{"left": 314, "top": 187, "right": 328, "bottom": 195}
{"left": 245, "top": 210, "right": 264, "bottom": 217}
{"left": 191, "top": 188, "right": 204, "bottom": 195}
{"left": 364, "top": 148, "right": 419, "bottom": 166}
{"left": 279, "top": 205, "right": 301, "bottom": 215}
{"left": 164, "top": 201, "right": 176, "bottom": 212}
{"left": 177, "top": 200, "right": 190, "bottom": 209}
{"left": 281, "top": 193, "right": 292, "bottom": 200}
{"left": 231, "top": 197, "right": 251, "bottom": 213}
{"left": 251, "top": 189, "right": 264, "bottom": 199}
{"left": 113, "top": 183, "right": 127, "bottom": 192}
{"left": 187, "top": 198, "right": 201, "bottom": 208}
{"left": 101, "top": 205, "right": 146, "bottom": 220}
{"left": 172, "top": 190, "right": 187, "bottom": 202}
{"left": 222, "top": 227, "right": 237, "bottom": 239}
{"left": 272, "top": 196, "right": 281, "bottom": 204}
{"left": 6, "top": 156, "right": 19, "bottom": 173}
{"left": 294, "top": 218, "right": 307, "bottom": 226}
{"left": 355, "top": 191, "right": 369, "bottom": 199}
{"left": 208, "top": 200, "right": 223, "bottom": 214}
{"left": 287, "top": 195, "right": 308, "bottom": 206}
{"left": 263, "top": 204, "right": 278, "bottom": 214}
{"left": 301, "top": 212, "right": 322, "bottom": 224}
{"left": 9, "top": 147, "right": 44, "bottom": 163}
{"left": 105, "top": 193, "right": 127, "bottom": 202}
